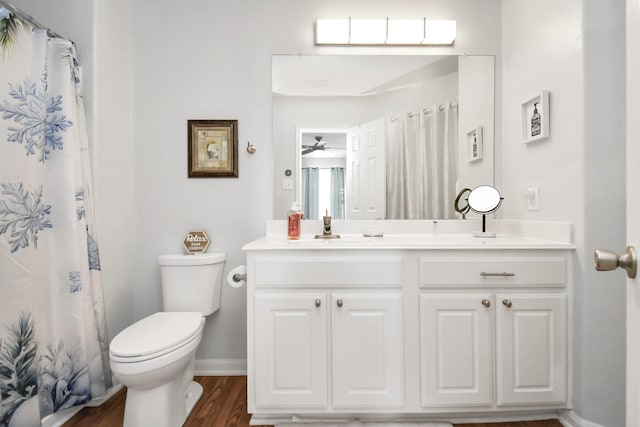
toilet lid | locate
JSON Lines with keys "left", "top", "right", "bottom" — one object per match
{"left": 110, "top": 312, "right": 203, "bottom": 359}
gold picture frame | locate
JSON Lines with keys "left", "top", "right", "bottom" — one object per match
{"left": 187, "top": 119, "right": 238, "bottom": 177}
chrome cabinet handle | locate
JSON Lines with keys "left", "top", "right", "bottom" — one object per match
{"left": 480, "top": 272, "right": 515, "bottom": 277}
{"left": 481, "top": 299, "right": 491, "bottom": 308}
{"left": 503, "top": 299, "right": 513, "bottom": 308}
{"left": 337, "top": 299, "right": 343, "bottom": 308}
{"left": 594, "top": 246, "right": 637, "bottom": 279}
{"left": 315, "top": 299, "right": 321, "bottom": 308}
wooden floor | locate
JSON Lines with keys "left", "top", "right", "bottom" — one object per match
{"left": 63, "top": 376, "right": 563, "bottom": 427}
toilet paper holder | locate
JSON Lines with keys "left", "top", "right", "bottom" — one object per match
{"left": 232, "top": 272, "right": 247, "bottom": 283}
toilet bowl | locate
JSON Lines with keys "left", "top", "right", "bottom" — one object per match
{"left": 109, "top": 253, "right": 225, "bottom": 427}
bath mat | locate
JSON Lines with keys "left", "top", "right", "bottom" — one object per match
{"left": 275, "top": 422, "right": 453, "bottom": 427}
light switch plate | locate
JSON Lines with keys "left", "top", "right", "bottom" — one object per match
{"left": 282, "top": 178, "right": 293, "bottom": 190}
{"left": 526, "top": 187, "right": 539, "bottom": 211}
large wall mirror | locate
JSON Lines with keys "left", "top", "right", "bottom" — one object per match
{"left": 272, "top": 54, "right": 495, "bottom": 220}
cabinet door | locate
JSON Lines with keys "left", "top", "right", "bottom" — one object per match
{"left": 496, "top": 294, "right": 567, "bottom": 406}
{"left": 331, "top": 293, "right": 403, "bottom": 408}
{"left": 419, "top": 294, "right": 493, "bottom": 407}
{"left": 254, "top": 293, "right": 328, "bottom": 408}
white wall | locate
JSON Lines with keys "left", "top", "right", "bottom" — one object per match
{"left": 458, "top": 56, "right": 495, "bottom": 191}
{"left": 501, "top": 1, "right": 626, "bottom": 426}
{"left": 129, "top": 0, "right": 503, "bottom": 362}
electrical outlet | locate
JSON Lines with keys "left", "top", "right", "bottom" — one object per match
{"left": 525, "top": 187, "right": 539, "bottom": 211}
{"left": 282, "top": 178, "right": 293, "bottom": 190}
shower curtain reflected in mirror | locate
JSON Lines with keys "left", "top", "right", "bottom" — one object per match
{"left": 386, "top": 103, "right": 458, "bottom": 219}
{"left": 0, "top": 15, "right": 111, "bottom": 427}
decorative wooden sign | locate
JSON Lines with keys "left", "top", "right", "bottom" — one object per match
{"left": 183, "top": 230, "right": 210, "bottom": 254}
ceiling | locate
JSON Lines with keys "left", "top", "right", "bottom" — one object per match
{"left": 272, "top": 55, "right": 455, "bottom": 97}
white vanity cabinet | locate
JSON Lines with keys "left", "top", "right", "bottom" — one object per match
{"left": 419, "top": 293, "right": 494, "bottom": 407}
{"left": 254, "top": 293, "right": 328, "bottom": 408}
{"left": 249, "top": 252, "right": 405, "bottom": 411}
{"left": 495, "top": 293, "right": 567, "bottom": 405}
{"left": 331, "top": 292, "right": 404, "bottom": 408}
{"left": 244, "top": 238, "right": 573, "bottom": 424}
{"left": 419, "top": 252, "right": 568, "bottom": 409}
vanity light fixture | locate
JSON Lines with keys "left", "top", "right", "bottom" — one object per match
{"left": 315, "top": 18, "right": 456, "bottom": 46}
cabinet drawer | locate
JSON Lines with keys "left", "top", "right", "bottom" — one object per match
{"left": 254, "top": 254, "right": 403, "bottom": 287}
{"left": 419, "top": 256, "right": 566, "bottom": 288}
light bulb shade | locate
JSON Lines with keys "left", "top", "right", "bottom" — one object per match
{"left": 387, "top": 19, "right": 425, "bottom": 44}
{"left": 316, "top": 19, "right": 350, "bottom": 44}
{"left": 315, "top": 18, "right": 456, "bottom": 46}
{"left": 424, "top": 20, "right": 456, "bottom": 45}
{"left": 349, "top": 19, "right": 387, "bottom": 44}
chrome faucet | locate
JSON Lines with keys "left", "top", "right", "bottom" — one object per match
{"left": 315, "top": 210, "right": 340, "bottom": 239}
{"left": 323, "top": 210, "right": 332, "bottom": 236}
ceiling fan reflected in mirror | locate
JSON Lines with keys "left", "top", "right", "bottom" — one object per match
{"left": 302, "top": 136, "right": 327, "bottom": 155}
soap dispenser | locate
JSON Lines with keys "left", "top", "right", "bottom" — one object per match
{"left": 287, "top": 202, "right": 302, "bottom": 240}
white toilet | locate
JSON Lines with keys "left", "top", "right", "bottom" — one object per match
{"left": 109, "top": 252, "right": 225, "bottom": 427}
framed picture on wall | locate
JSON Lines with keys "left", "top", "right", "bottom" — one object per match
{"left": 521, "top": 91, "right": 550, "bottom": 143}
{"left": 467, "top": 126, "right": 483, "bottom": 162}
{"left": 187, "top": 119, "right": 238, "bottom": 177}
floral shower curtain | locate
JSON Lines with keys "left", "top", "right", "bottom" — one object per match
{"left": 386, "top": 104, "right": 458, "bottom": 219}
{"left": 0, "top": 11, "right": 111, "bottom": 427}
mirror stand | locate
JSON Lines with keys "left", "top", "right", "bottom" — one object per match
{"left": 467, "top": 185, "right": 503, "bottom": 238}
{"left": 473, "top": 214, "right": 496, "bottom": 238}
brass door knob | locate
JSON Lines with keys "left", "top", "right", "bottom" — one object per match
{"left": 337, "top": 299, "right": 343, "bottom": 308}
{"left": 503, "top": 299, "right": 512, "bottom": 308}
{"left": 481, "top": 299, "right": 491, "bottom": 308}
{"left": 315, "top": 299, "right": 321, "bottom": 308}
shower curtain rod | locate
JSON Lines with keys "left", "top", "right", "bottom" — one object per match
{"left": 422, "top": 102, "right": 458, "bottom": 114}
{"left": 390, "top": 102, "right": 458, "bottom": 121}
{"left": 0, "top": 0, "right": 65, "bottom": 40}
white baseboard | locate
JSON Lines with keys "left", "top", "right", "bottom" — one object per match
{"left": 195, "top": 357, "right": 247, "bottom": 376}
{"left": 559, "top": 410, "right": 608, "bottom": 427}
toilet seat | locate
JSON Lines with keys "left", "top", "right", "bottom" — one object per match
{"left": 110, "top": 312, "right": 204, "bottom": 363}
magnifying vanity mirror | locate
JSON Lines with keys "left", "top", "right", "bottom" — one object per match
{"left": 272, "top": 54, "right": 495, "bottom": 221}
{"left": 467, "top": 185, "right": 503, "bottom": 237}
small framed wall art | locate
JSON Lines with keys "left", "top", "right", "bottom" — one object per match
{"left": 467, "top": 126, "right": 483, "bottom": 162}
{"left": 521, "top": 91, "right": 550, "bottom": 144}
{"left": 187, "top": 119, "right": 238, "bottom": 177}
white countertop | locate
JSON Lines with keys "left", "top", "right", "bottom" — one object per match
{"left": 242, "top": 233, "right": 575, "bottom": 251}
{"left": 242, "top": 219, "right": 575, "bottom": 251}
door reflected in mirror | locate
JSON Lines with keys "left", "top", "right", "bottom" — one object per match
{"left": 273, "top": 54, "right": 495, "bottom": 220}
{"left": 300, "top": 130, "right": 347, "bottom": 220}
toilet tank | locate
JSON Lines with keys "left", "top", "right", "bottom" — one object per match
{"left": 158, "top": 253, "right": 226, "bottom": 316}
